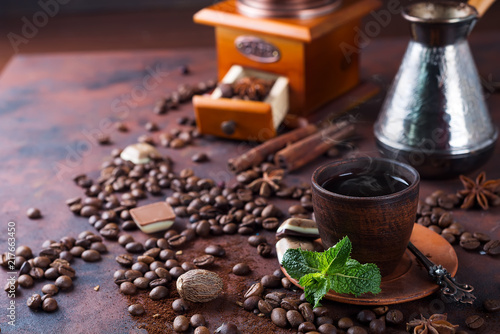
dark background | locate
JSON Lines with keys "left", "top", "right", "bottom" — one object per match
{"left": 0, "top": 0, "right": 498, "bottom": 74}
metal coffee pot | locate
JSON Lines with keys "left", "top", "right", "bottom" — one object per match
{"left": 374, "top": 1, "right": 497, "bottom": 178}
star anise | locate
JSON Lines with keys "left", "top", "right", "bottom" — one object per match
{"left": 406, "top": 314, "right": 458, "bottom": 334}
{"left": 247, "top": 169, "right": 284, "bottom": 197}
{"left": 457, "top": 172, "right": 500, "bottom": 210}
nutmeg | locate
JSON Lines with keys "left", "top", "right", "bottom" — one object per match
{"left": 176, "top": 269, "right": 223, "bottom": 303}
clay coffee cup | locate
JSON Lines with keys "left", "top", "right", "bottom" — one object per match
{"left": 312, "top": 157, "right": 420, "bottom": 276}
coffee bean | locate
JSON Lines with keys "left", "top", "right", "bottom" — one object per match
{"left": 261, "top": 274, "right": 281, "bottom": 288}
{"left": 128, "top": 303, "right": 145, "bottom": 316}
{"left": 472, "top": 232, "right": 490, "bottom": 243}
{"left": 181, "top": 262, "right": 196, "bottom": 272}
{"left": 347, "top": 326, "right": 367, "bottom": 334}
{"left": 58, "top": 264, "right": 76, "bottom": 278}
{"left": 44, "top": 267, "right": 59, "bottom": 280}
{"left": 215, "top": 323, "right": 239, "bottom": 334}
{"left": 137, "top": 255, "right": 155, "bottom": 265}
{"left": 369, "top": 318, "right": 386, "bottom": 333}
{"left": 125, "top": 242, "right": 144, "bottom": 253}
{"left": 438, "top": 212, "right": 453, "bottom": 228}
{"left": 465, "top": 314, "right": 484, "bottom": 329}
{"left": 299, "top": 303, "right": 315, "bottom": 323}
{"left": 357, "top": 309, "right": 376, "bottom": 323}
{"left": 192, "top": 153, "right": 209, "bottom": 163}
{"left": 169, "top": 266, "right": 185, "bottom": 279}
{"left": 281, "top": 277, "right": 293, "bottom": 289}
{"left": 257, "top": 299, "right": 273, "bottom": 315}
{"left": 42, "top": 297, "right": 58, "bottom": 312}
{"left": 441, "top": 232, "right": 456, "bottom": 244}
{"left": 134, "top": 277, "right": 150, "bottom": 289}
{"left": 299, "top": 322, "right": 317, "bottom": 332}
{"left": 193, "top": 255, "right": 215, "bottom": 268}
{"left": 484, "top": 298, "right": 500, "bottom": 312}
{"left": 233, "top": 263, "right": 251, "bottom": 276}
{"left": 205, "top": 244, "right": 225, "bottom": 257}
{"left": 338, "top": 317, "right": 354, "bottom": 329}
{"left": 55, "top": 275, "right": 73, "bottom": 290}
{"left": 42, "top": 283, "right": 59, "bottom": 295}
{"left": 150, "top": 286, "right": 169, "bottom": 300}
{"left": 190, "top": 313, "right": 206, "bottom": 328}
{"left": 196, "top": 220, "right": 211, "bottom": 237}
{"left": 168, "top": 235, "right": 187, "bottom": 248}
{"left": 484, "top": 240, "right": 500, "bottom": 255}
{"left": 262, "top": 217, "right": 280, "bottom": 230}
{"left": 30, "top": 267, "right": 45, "bottom": 280}
{"left": 317, "top": 316, "right": 334, "bottom": 326}
{"left": 223, "top": 223, "right": 238, "bottom": 234}
{"left": 120, "top": 282, "right": 137, "bottom": 295}
{"left": 271, "top": 308, "right": 288, "bottom": 328}
{"left": 90, "top": 242, "right": 107, "bottom": 254}
{"left": 18, "top": 274, "right": 34, "bottom": 288}
{"left": 149, "top": 278, "right": 169, "bottom": 289}
{"left": 244, "top": 282, "right": 264, "bottom": 298}
{"left": 100, "top": 223, "right": 120, "bottom": 239}
{"left": 181, "top": 228, "right": 197, "bottom": 242}
{"left": 280, "top": 297, "right": 299, "bottom": 311}
{"left": 172, "top": 298, "right": 189, "bottom": 313}
{"left": 287, "top": 309, "right": 304, "bottom": 328}
{"left": 27, "top": 207, "right": 42, "bottom": 219}
{"left": 122, "top": 220, "right": 137, "bottom": 230}
{"left": 243, "top": 296, "right": 261, "bottom": 311}
{"left": 132, "top": 262, "right": 149, "bottom": 274}
{"left": 16, "top": 245, "right": 33, "bottom": 259}
{"left": 460, "top": 238, "right": 480, "bottom": 250}
{"left": 82, "top": 249, "right": 101, "bottom": 262}
{"left": 194, "top": 326, "right": 210, "bottom": 334}
{"left": 27, "top": 293, "right": 42, "bottom": 310}
{"left": 386, "top": 309, "right": 404, "bottom": 324}
{"left": 125, "top": 269, "right": 143, "bottom": 280}
{"left": 19, "top": 261, "right": 31, "bottom": 276}
{"left": 34, "top": 256, "right": 51, "bottom": 267}
{"left": 173, "top": 315, "right": 190, "bottom": 332}
{"left": 59, "top": 251, "right": 73, "bottom": 263}
{"left": 265, "top": 292, "right": 285, "bottom": 308}
{"left": 116, "top": 254, "right": 134, "bottom": 267}
{"left": 80, "top": 205, "right": 98, "bottom": 217}
{"left": 317, "top": 323, "right": 337, "bottom": 334}
{"left": 257, "top": 243, "right": 272, "bottom": 257}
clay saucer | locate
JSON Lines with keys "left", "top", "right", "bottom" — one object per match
{"left": 281, "top": 224, "right": 458, "bottom": 305}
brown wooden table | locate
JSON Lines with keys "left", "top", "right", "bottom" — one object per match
{"left": 0, "top": 32, "right": 499, "bottom": 333}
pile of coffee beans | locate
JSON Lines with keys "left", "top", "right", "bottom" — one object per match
{"left": 154, "top": 79, "right": 216, "bottom": 114}
{"left": 416, "top": 190, "right": 500, "bottom": 255}
{"left": 218, "top": 76, "right": 275, "bottom": 102}
{"left": 240, "top": 270, "right": 404, "bottom": 334}
{"left": 0, "top": 231, "right": 106, "bottom": 313}
{"left": 164, "top": 167, "right": 284, "bottom": 241}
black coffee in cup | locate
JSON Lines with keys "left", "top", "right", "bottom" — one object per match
{"left": 321, "top": 171, "right": 410, "bottom": 197}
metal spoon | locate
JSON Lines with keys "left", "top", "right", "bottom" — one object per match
{"left": 407, "top": 242, "right": 476, "bottom": 304}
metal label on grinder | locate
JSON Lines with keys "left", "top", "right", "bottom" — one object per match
{"left": 235, "top": 36, "right": 280, "bottom": 63}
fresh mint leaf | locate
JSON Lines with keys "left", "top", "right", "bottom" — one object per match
{"left": 282, "top": 237, "right": 381, "bottom": 307}
{"left": 282, "top": 248, "right": 321, "bottom": 279}
{"left": 322, "top": 236, "right": 351, "bottom": 275}
{"left": 331, "top": 259, "right": 381, "bottom": 296}
{"left": 299, "top": 273, "right": 331, "bottom": 308}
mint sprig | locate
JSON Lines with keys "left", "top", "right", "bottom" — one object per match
{"left": 282, "top": 237, "right": 381, "bottom": 307}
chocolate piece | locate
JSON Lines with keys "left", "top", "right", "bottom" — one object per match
{"left": 275, "top": 237, "right": 315, "bottom": 264}
{"left": 276, "top": 218, "right": 319, "bottom": 239}
{"left": 120, "top": 143, "right": 161, "bottom": 164}
{"left": 130, "top": 202, "right": 176, "bottom": 233}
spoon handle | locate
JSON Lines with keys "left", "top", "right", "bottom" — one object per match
{"left": 407, "top": 242, "right": 476, "bottom": 304}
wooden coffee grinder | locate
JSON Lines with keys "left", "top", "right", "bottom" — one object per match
{"left": 193, "top": 0, "right": 380, "bottom": 141}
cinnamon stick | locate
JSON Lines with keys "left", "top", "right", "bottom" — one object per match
{"left": 228, "top": 124, "right": 318, "bottom": 173}
{"left": 275, "top": 121, "right": 355, "bottom": 172}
